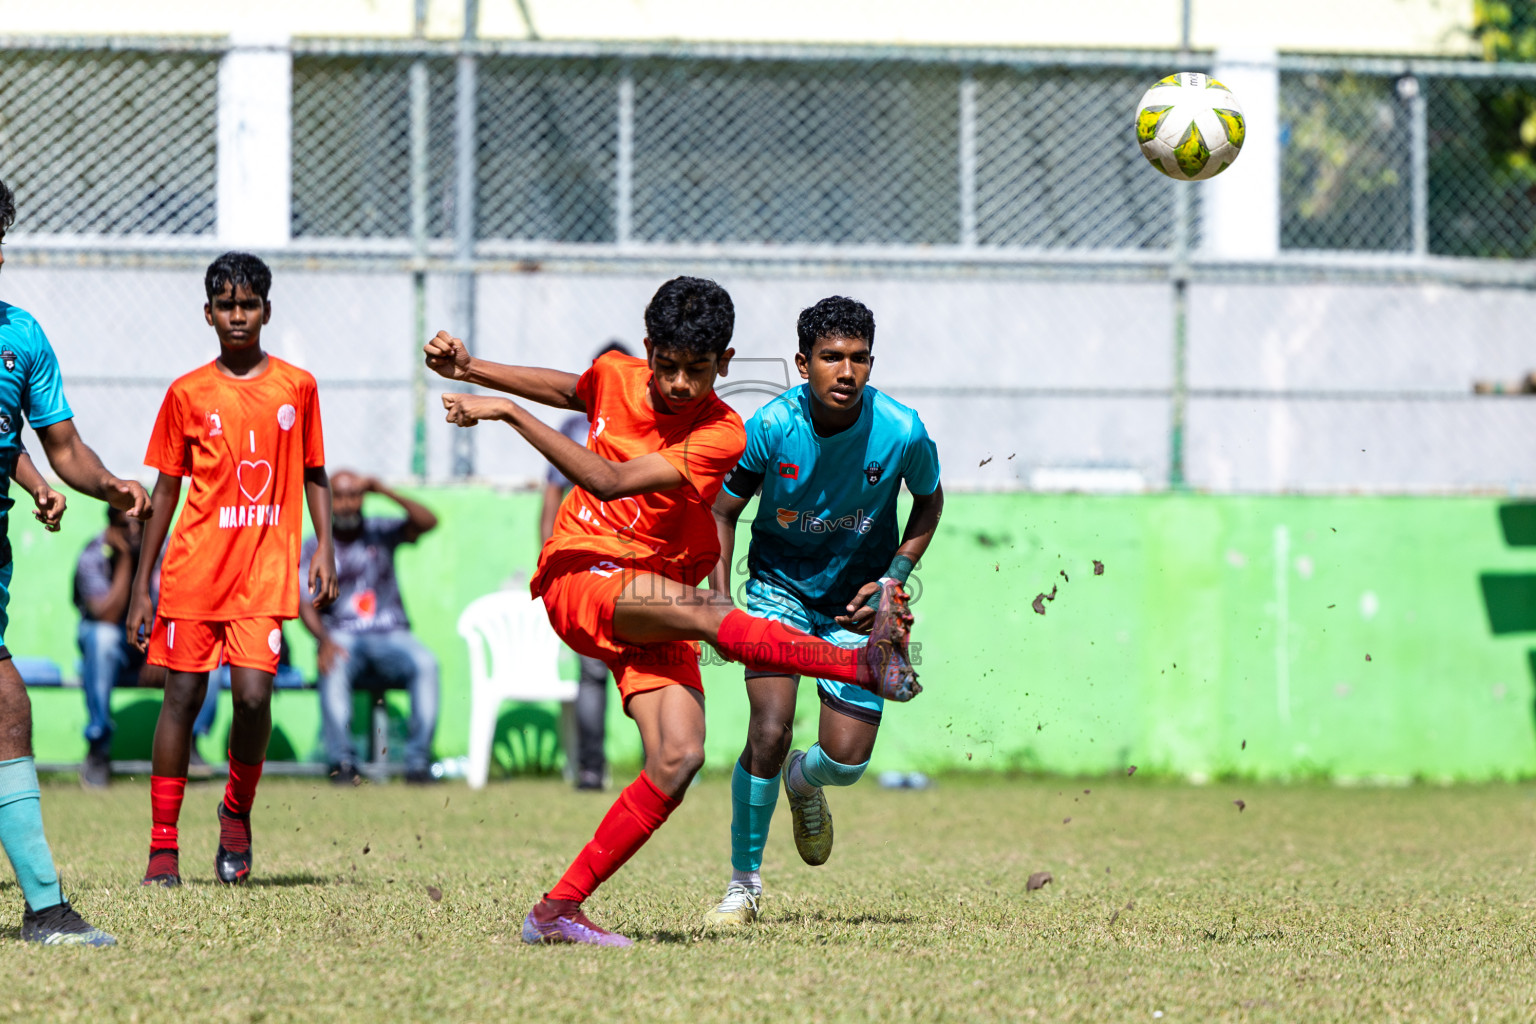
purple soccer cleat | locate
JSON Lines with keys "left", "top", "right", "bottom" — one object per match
{"left": 859, "top": 579, "right": 921, "bottom": 702}
{"left": 521, "top": 900, "right": 634, "bottom": 948}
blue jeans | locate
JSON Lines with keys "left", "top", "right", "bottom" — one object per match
{"left": 321, "top": 630, "right": 439, "bottom": 772}
{"left": 77, "top": 620, "right": 139, "bottom": 751}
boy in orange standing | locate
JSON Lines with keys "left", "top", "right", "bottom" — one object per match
{"left": 128, "top": 252, "right": 338, "bottom": 887}
{"left": 426, "top": 276, "right": 919, "bottom": 946}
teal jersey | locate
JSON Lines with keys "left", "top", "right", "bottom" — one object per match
{"left": 722, "top": 384, "right": 940, "bottom": 614}
{"left": 0, "top": 303, "right": 73, "bottom": 561}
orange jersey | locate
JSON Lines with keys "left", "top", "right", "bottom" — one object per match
{"left": 144, "top": 357, "right": 325, "bottom": 621}
{"left": 532, "top": 352, "right": 745, "bottom": 593}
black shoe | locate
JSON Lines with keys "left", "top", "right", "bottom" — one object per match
{"left": 575, "top": 770, "right": 604, "bottom": 791}
{"left": 404, "top": 766, "right": 437, "bottom": 785}
{"left": 215, "top": 804, "right": 252, "bottom": 885}
{"left": 328, "top": 762, "right": 360, "bottom": 786}
{"left": 141, "top": 848, "right": 181, "bottom": 888}
{"left": 20, "top": 900, "right": 117, "bottom": 947}
{"left": 79, "top": 748, "right": 110, "bottom": 790}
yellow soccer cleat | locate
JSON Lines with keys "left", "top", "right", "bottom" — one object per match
{"left": 784, "top": 749, "right": 835, "bottom": 866}
{"left": 704, "top": 882, "right": 761, "bottom": 927}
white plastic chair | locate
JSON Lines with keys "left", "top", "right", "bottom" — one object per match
{"left": 458, "top": 591, "right": 578, "bottom": 789}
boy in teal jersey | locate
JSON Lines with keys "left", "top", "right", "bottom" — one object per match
{"left": 0, "top": 179, "right": 150, "bottom": 946}
{"left": 706, "top": 295, "right": 943, "bottom": 926}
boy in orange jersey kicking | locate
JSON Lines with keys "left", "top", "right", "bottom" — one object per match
{"left": 425, "top": 276, "right": 919, "bottom": 947}
{"left": 128, "top": 252, "right": 338, "bottom": 887}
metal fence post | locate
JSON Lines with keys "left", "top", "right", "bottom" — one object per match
{"left": 958, "top": 68, "right": 977, "bottom": 248}
{"left": 616, "top": 64, "right": 635, "bottom": 246}
{"left": 1168, "top": 7, "right": 1193, "bottom": 491}
{"left": 451, "top": 0, "right": 479, "bottom": 479}
{"left": 1406, "top": 74, "right": 1428, "bottom": 257}
{"left": 409, "top": 0, "right": 430, "bottom": 480}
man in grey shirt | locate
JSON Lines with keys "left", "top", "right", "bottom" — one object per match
{"left": 299, "top": 471, "right": 439, "bottom": 783}
{"left": 539, "top": 340, "right": 630, "bottom": 791}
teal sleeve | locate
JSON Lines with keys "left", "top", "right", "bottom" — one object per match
{"left": 902, "top": 414, "right": 940, "bottom": 496}
{"left": 21, "top": 321, "right": 72, "bottom": 430}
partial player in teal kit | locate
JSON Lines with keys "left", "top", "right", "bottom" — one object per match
{"left": 705, "top": 295, "right": 943, "bottom": 926}
{"left": 0, "top": 179, "right": 150, "bottom": 946}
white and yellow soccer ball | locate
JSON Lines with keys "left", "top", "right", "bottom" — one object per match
{"left": 1135, "top": 72, "right": 1245, "bottom": 181}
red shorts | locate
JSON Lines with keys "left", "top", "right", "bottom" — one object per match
{"left": 535, "top": 551, "right": 702, "bottom": 707}
{"left": 147, "top": 616, "right": 285, "bottom": 674}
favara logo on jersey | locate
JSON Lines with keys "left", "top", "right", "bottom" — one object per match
{"left": 775, "top": 508, "right": 874, "bottom": 535}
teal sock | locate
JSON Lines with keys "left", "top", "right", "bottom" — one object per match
{"left": 729, "top": 760, "right": 781, "bottom": 874}
{"left": 800, "top": 743, "right": 869, "bottom": 789}
{"left": 0, "top": 757, "right": 63, "bottom": 911}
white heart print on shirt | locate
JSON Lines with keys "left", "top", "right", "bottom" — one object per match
{"left": 237, "top": 460, "right": 273, "bottom": 502}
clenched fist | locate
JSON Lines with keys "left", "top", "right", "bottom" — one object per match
{"left": 424, "top": 331, "right": 474, "bottom": 381}
{"left": 442, "top": 393, "right": 515, "bottom": 427}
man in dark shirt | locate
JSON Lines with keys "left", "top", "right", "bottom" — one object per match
{"left": 538, "top": 340, "right": 630, "bottom": 791}
{"left": 72, "top": 507, "right": 157, "bottom": 789}
{"left": 298, "top": 471, "right": 439, "bottom": 783}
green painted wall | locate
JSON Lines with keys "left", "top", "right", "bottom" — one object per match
{"left": 11, "top": 490, "right": 1536, "bottom": 781}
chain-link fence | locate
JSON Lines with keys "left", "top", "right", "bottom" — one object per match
{"left": 4, "top": 38, "right": 1536, "bottom": 493}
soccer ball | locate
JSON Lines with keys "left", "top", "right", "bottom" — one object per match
{"left": 1135, "top": 72, "right": 1245, "bottom": 181}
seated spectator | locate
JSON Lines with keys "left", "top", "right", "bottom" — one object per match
{"left": 539, "top": 340, "right": 630, "bottom": 791}
{"left": 298, "top": 472, "right": 439, "bottom": 784}
{"left": 72, "top": 507, "right": 156, "bottom": 789}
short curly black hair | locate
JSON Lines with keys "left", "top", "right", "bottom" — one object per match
{"left": 643, "top": 277, "right": 735, "bottom": 358}
{"left": 796, "top": 295, "right": 875, "bottom": 357}
{"left": 205, "top": 251, "right": 272, "bottom": 302}
{"left": 0, "top": 179, "right": 15, "bottom": 235}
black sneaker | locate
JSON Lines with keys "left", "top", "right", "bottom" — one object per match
{"left": 215, "top": 804, "right": 252, "bottom": 885}
{"left": 404, "top": 766, "right": 438, "bottom": 785}
{"left": 79, "top": 748, "right": 110, "bottom": 790}
{"left": 575, "top": 770, "right": 604, "bottom": 791}
{"left": 328, "top": 762, "right": 360, "bottom": 786}
{"left": 20, "top": 901, "right": 117, "bottom": 947}
{"left": 141, "top": 848, "right": 181, "bottom": 888}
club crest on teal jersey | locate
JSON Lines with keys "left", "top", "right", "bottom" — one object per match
{"left": 865, "top": 461, "right": 884, "bottom": 485}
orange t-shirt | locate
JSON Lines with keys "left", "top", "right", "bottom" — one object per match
{"left": 532, "top": 352, "right": 746, "bottom": 592}
{"left": 144, "top": 357, "right": 326, "bottom": 621}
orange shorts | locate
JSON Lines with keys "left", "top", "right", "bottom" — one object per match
{"left": 147, "top": 616, "right": 285, "bottom": 674}
{"left": 535, "top": 551, "right": 702, "bottom": 708}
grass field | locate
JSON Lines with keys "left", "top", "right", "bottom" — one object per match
{"left": 2, "top": 774, "right": 1536, "bottom": 1022}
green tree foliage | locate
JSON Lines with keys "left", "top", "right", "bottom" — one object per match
{"left": 1472, "top": 0, "right": 1536, "bottom": 180}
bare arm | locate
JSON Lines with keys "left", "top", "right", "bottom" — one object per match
{"left": 11, "top": 449, "right": 65, "bottom": 532}
{"left": 127, "top": 472, "right": 183, "bottom": 652}
{"left": 539, "top": 482, "right": 565, "bottom": 545}
{"left": 34, "top": 419, "right": 150, "bottom": 519}
{"left": 85, "top": 532, "right": 136, "bottom": 624}
{"left": 365, "top": 477, "right": 438, "bottom": 543}
{"left": 304, "top": 467, "right": 339, "bottom": 609}
{"left": 424, "top": 332, "right": 584, "bottom": 411}
{"left": 835, "top": 483, "right": 945, "bottom": 633}
{"left": 297, "top": 589, "right": 346, "bottom": 676}
{"left": 709, "top": 489, "right": 751, "bottom": 598}
{"left": 441, "top": 394, "right": 684, "bottom": 502}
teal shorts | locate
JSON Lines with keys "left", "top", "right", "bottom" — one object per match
{"left": 742, "top": 576, "right": 882, "bottom": 725}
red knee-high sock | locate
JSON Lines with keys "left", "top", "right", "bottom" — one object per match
{"left": 546, "top": 772, "right": 681, "bottom": 903}
{"left": 223, "top": 754, "right": 264, "bottom": 815}
{"left": 150, "top": 776, "right": 186, "bottom": 850}
{"left": 715, "top": 609, "right": 861, "bottom": 684}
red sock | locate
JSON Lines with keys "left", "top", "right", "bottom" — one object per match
{"left": 715, "top": 609, "right": 861, "bottom": 684}
{"left": 150, "top": 775, "right": 186, "bottom": 850}
{"left": 223, "top": 754, "right": 264, "bottom": 815}
{"left": 547, "top": 772, "right": 680, "bottom": 903}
